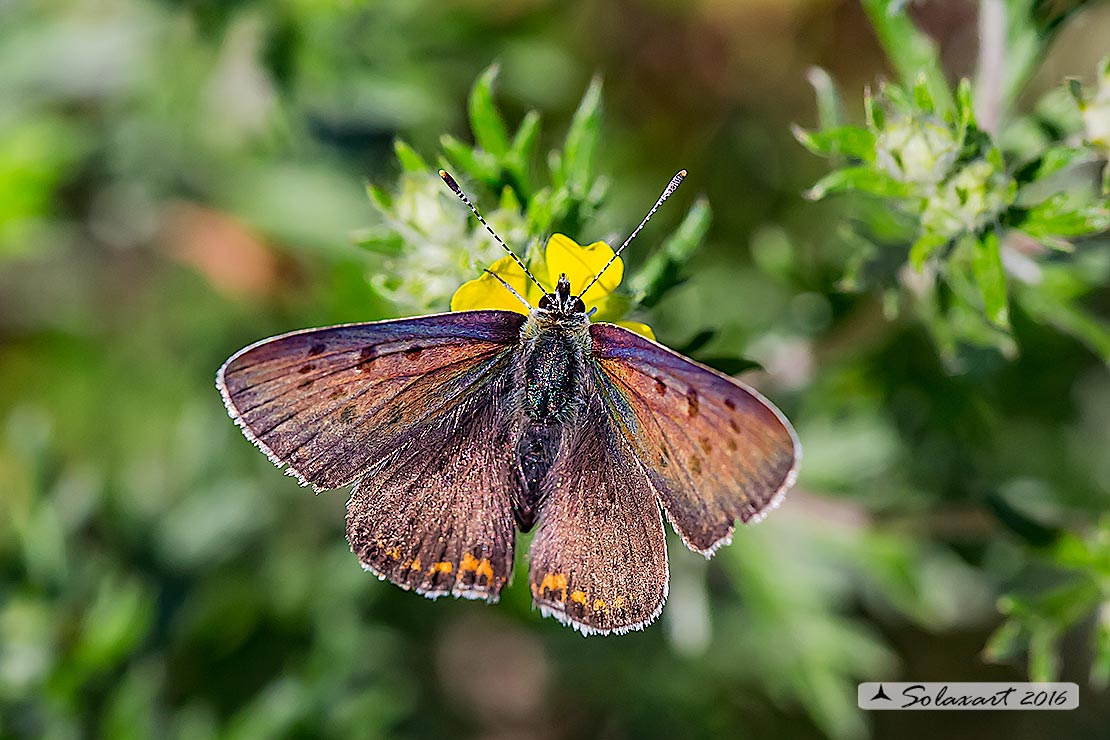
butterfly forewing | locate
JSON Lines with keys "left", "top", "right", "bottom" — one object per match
{"left": 528, "top": 393, "right": 668, "bottom": 635}
{"left": 217, "top": 310, "right": 525, "bottom": 490}
{"left": 590, "top": 323, "right": 800, "bottom": 555}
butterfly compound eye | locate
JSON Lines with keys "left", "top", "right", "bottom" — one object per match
{"left": 538, "top": 295, "right": 553, "bottom": 310}
{"left": 573, "top": 297, "right": 586, "bottom": 313}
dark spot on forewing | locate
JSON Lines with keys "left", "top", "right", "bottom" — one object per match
{"left": 358, "top": 346, "right": 377, "bottom": 372}
{"left": 726, "top": 437, "right": 738, "bottom": 452}
{"left": 724, "top": 398, "right": 737, "bottom": 411}
{"left": 404, "top": 346, "right": 423, "bottom": 359}
{"left": 689, "top": 457, "right": 702, "bottom": 476}
{"left": 340, "top": 404, "right": 357, "bottom": 423}
{"left": 686, "top": 388, "right": 699, "bottom": 417}
{"left": 698, "top": 437, "right": 712, "bottom": 453}
{"left": 297, "top": 378, "right": 314, "bottom": 390}
{"left": 308, "top": 343, "right": 326, "bottom": 356}
{"left": 298, "top": 363, "right": 316, "bottom": 374}
{"left": 654, "top": 378, "right": 667, "bottom": 395}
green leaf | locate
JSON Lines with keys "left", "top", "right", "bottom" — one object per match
{"left": 912, "top": 72, "right": 935, "bottom": 114}
{"left": 629, "top": 196, "right": 712, "bottom": 307}
{"left": 806, "top": 66, "right": 843, "bottom": 129}
{"left": 1067, "top": 77, "right": 1084, "bottom": 105}
{"left": 393, "top": 139, "right": 428, "bottom": 173}
{"left": 512, "top": 110, "right": 542, "bottom": 160}
{"left": 955, "top": 77, "right": 975, "bottom": 132}
{"left": 353, "top": 226, "right": 403, "bottom": 254}
{"left": 805, "top": 166, "right": 911, "bottom": 201}
{"left": 972, "top": 230, "right": 1009, "bottom": 328}
{"left": 1029, "top": 629, "right": 1061, "bottom": 682}
{"left": 504, "top": 110, "right": 542, "bottom": 200}
{"left": 560, "top": 76, "right": 603, "bottom": 193}
{"left": 547, "top": 149, "right": 564, "bottom": 189}
{"left": 864, "top": 85, "right": 885, "bottom": 130}
{"left": 72, "top": 575, "right": 154, "bottom": 675}
{"left": 909, "top": 230, "right": 948, "bottom": 269}
{"left": 497, "top": 185, "right": 523, "bottom": 214}
{"left": 860, "top": 0, "right": 954, "bottom": 116}
{"left": 792, "top": 125, "right": 876, "bottom": 161}
{"left": 1028, "top": 145, "right": 1098, "bottom": 181}
{"left": 468, "top": 64, "right": 511, "bottom": 156}
{"left": 1019, "top": 194, "right": 1110, "bottom": 238}
{"left": 439, "top": 134, "right": 499, "bottom": 184}
{"left": 364, "top": 182, "right": 392, "bottom": 212}
{"left": 984, "top": 619, "right": 1027, "bottom": 663}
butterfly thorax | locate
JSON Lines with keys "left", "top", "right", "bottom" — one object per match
{"left": 518, "top": 308, "right": 591, "bottom": 423}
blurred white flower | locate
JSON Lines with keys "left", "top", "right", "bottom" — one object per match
{"left": 368, "top": 171, "right": 531, "bottom": 311}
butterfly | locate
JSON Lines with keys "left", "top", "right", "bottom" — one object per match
{"left": 217, "top": 169, "right": 800, "bottom": 635}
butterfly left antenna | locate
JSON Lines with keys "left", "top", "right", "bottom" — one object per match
{"left": 576, "top": 169, "right": 686, "bottom": 300}
{"left": 439, "top": 170, "right": 546, "bottom": 294}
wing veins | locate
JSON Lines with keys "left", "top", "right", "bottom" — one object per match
{"left": 291, "top": 351, "right": 511, "bottom": 485}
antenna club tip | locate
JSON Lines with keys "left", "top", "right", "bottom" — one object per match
{"left": 438, "top": 169, "right": 448, "bottom": 178}
{"left": 678, "top": 169, "right": 687, "bottom": 177}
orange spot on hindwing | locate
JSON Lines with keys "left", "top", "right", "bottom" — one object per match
{"left": 534, "top": 573, "right": 569, "bottom": 602}
{"left": 460, "top": 553, "right": 495, "bottom": 583}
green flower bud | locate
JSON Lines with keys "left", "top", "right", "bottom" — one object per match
{"left": 920, "top": 159, "right": 1015, "bottom": 239}
{"left": 370, "top": 172, "right": 528, "bottom": 311}
{"left": 875, "top": 116, "right": 959, "bottom": 185}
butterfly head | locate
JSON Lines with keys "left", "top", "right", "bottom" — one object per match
{"left": 537, "top": 274, "right": 587, "bottom": 316}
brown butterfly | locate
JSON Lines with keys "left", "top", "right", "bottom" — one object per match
{"left": 217, "top": 170, "right": 800, "bottom": 635}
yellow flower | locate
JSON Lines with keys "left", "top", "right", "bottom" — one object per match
{"left": 450, "top": 234, "right": 655, "bottom": 339}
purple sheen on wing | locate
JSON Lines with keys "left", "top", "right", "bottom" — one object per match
{"left": 589, "top": 322, "right": 800, "bottom": 555}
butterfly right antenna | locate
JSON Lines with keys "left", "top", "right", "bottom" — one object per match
{"left": 439, "top": 170, "right": 546, "bottom": 295}
{"left": 576, "top": 169, "right": 686, "bottom": 300}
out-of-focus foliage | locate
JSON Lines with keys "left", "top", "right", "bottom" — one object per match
{"left": 2, "top": 1, "right": 1110, "bottom": 740}
{"left": 798, "top": 8, "right": 1109, "bottom": 368}
{"left": 797, "top": 0, "right": 1110, "bottom": 697}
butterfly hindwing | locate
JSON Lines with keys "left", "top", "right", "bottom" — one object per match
{"left": 217, "top": 310, "right": 525, "bottom": 490}
{"left": 346, "top": 383, "right": 518, "bottom": 601}
{"left": 590, "top": 323, "right": 800, "bottom": 555}
{"left": 528, "top": 390, "right": 668, "bottom": 635}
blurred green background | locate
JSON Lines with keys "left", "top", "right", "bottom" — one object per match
{"left": 2, "top": 1, "right": 1110, "bottom": 738}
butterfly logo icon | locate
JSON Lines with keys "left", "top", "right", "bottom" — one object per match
{"left": 217, "top": 169, "right": 800, "bottom": 635}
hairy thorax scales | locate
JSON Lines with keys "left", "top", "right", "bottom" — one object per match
{"left": 510, "top": 309, "right": 592, "bottom": 530}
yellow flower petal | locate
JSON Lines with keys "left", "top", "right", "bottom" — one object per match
{"left": 615, "top": 320, "right": 656, "bottom": 340}
{"left": 449, "top": 236, "right": 655, "bottom": 341}
{"left": 544, "top": 234, "right": 623, "bottom": 307}
{"left": 450, "top": 254, "right": 541, "bottom": 314}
